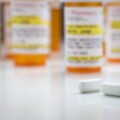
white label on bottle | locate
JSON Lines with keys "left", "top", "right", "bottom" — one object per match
{"left": 106, "top": 6, "right": 120, "bottom": 58}
{"left": 64, "top": 7, "right": 103, "bottom": 67}
{"left": 11, "top": 0, "right": 50, "bottom": 54}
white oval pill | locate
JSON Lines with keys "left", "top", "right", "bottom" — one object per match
{"left": 101, "top": 83, "right": 120, "bottom": 97}
{"left": 79, "top": 79, "right": 102, "bottom": 93}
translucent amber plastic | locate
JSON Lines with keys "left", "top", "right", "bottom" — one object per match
{"left": 51, "top": 7, "right": 61, "bottom": 53}
{"left": 6, "top": 54, "right": 13, "bottom": 59}
{"left": 14, "top": 54, "right": 47, "bottom": 66}
{"left": 67, "top": 67, "right": 101, "bottom": 74}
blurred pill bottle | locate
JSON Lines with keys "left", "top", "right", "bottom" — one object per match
{"left": 106, "top": 0, "right": 120, "bottom": 63}
{"left": 4, "top": 0, "right": 12, "bottom": 59}
{"left": 63, "top": 0, "right": 103, "bottom": 73}
{"left": 103, "top": 0, "right": 107, "bottom": 56}
{"left": 11, "top": 0, "right": 51, "bottom": 66}
{"left": 50, "top": 0, "right": 62, "bottom": 54}
{"left": 0, "top": 0, "right": 3, "bottom": 57}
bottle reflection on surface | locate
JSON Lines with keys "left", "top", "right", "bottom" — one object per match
{"left": 43, "top": 71, "right": 65, "bottom": 120}
{"left": 102, "top": 96, "right": 120, "bottom": 120}
{"left": 3, "top": 72, "right": 47, "bottom": 120}
{"left": 64, "top": 74, "right": 102, "bottom": 120}
{"left": 3, "top": 65, "right": 65, "bottom": 120}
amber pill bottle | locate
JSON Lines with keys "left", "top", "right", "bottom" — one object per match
{"left": 63, "top": 0, "right": 103, "bottom": 73}
{"left": 4, "top": 1, "right": 12, "bottom": 59}
{"left": 11, "top": 0, "right": 50, "bottom": 66}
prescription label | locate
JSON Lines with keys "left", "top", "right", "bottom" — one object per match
{"left": 106, "top": 5, "right": 120, "bottom": 58}
{"left": 11, "top": 0, "right": 50, "bottom": 54}
{"left": 64, "top": 7, "right": 103, "bottom": 67}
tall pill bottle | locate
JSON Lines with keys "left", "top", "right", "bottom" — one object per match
{"left": 0, "top": 0, "right": 3, "bottom": 56}
{"left": 4, "top": 0, "right": 12, "bottom": 59}
{"left": 11, "top": 0, "right": 50, "bottom": 66}
{"left": 51, "top": 0, "right": 61, "bottom": 53}
{"left": 106, "top": 0, "right": 120, "bottom": 63}
{"left": 63, "top": 0, "right": 103, "bottom": 73}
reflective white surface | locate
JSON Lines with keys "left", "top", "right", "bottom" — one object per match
{"left": 0, "top": 59, "right": 120, "bottom": 120}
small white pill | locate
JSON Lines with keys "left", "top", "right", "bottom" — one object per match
{"left": 79, "top": 79, "right": 102, "bottom": 93}
{"left": 101, "top": 83, "right": 120, "bottom": 97}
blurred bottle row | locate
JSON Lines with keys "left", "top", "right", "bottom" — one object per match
{"left": 1, "top": 0, "right": 62, "bottom": 63}
{"left": 0, "top": 0, "right": 120, "bottom": 74}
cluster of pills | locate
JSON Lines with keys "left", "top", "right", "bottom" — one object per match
{"left": 79, "top": 79, "right": 120, "bottom": 97}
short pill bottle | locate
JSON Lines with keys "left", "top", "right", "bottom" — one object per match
{"left": 106, "top": 0, "right": 120, "bottom": 63}
{"left": 63, "top": 0, "right": 103, "bottom": 73}
{"left": 11, "top": 0, "right": 51, "bottom": 66}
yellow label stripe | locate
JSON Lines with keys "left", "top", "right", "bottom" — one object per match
{"left": 12, "top": 16, "right": 49, "bottom": 25}
{"left": 111, "top": 21, "right": 120, "bottom": 29}
{"left": 67, "top": 25, "right": 102, "bottom": 35}
{"left": 67, "top": 56, "right": 102, "bottom": 61}
{"left": 7, "top": 19, "right": 12, "bottom": 27}
{"left": 12, "top": 44, "right": 49, "bottom": 49}
{"left": 112, "top": 48, "right": 120, "bottom": 53}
